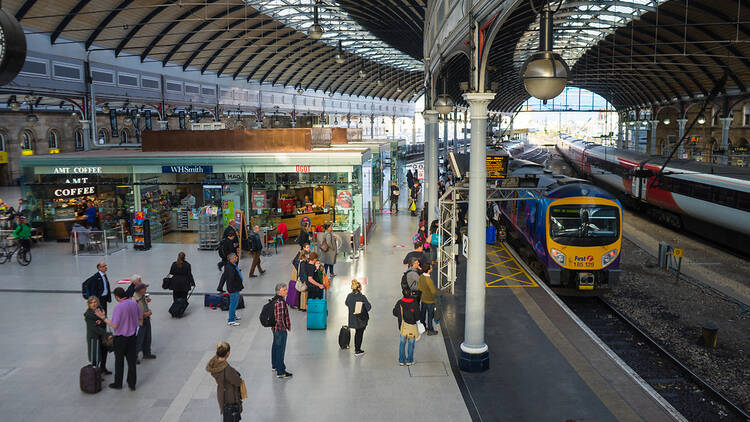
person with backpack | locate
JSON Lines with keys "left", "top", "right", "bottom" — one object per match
{"left": 261, "top": 283, "right": 292, "bottom": 378}
{"left": 217, "top": 231, "right": 238, "bottom": 274}
{"left": 401, "top": 257, "right": 421, "bottom": 303}
{"left": 345, "top": 279, "right": 371, "bottom": 356}
{"left": 206, "top": 342, "right": 244, "bottom": 421}
{"left": 82, "top": 262, "right": 112, "bottom": 314}
{"left": 393, "top": 290, "right": 420, "bottom": 366}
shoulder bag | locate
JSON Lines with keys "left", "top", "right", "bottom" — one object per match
{"left": 295, "top": 262, "right": 308, "bottom": 292}
{"left": 162, "top": 274, "right": 173, "bottom": 290}
{"left": 320, "top": 236, "right": 330, "bottom": 252}
{"left": 399, "top": 304, "right": 418, "bottom": 338}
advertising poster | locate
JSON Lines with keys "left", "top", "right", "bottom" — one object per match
{"left": 336, "top": 190, "right": 353, "bottom": 209}
{"left": 252, "top": 190, "right": 267, "bottom": 209}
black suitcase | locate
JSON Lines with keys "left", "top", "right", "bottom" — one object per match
{"left": 169, "top": 298, "right": 188, "bottom": 317}
{"left": 81, "top": 340, "right": 102, "bottom": 393}
{"left": 338, "top": 325, "right": 350, "bottom": 349}
{"left": 169, "top": 287, "right": 193, "bottom": 318}
{"left": 220, "top": 294, "right": 245, "bottom": 311}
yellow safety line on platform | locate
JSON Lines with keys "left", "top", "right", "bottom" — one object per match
{"left": 485, "top": 243, "right": 539, "bottom": 288}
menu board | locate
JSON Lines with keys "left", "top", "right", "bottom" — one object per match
{"left": 252, "top": 190, "right": 267, "bottom": 209}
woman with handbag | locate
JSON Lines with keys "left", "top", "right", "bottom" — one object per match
{"left": 168, "top": 252, "right": 195, "bottom": 302}
{"left": 345, "top": 279, "right": 372, "bottom": 356}
{"left": 84, "top": 297, "right": 111, "bottom": 375}
{"left": 206, "top": 342, "right": 245, "bottom": 422}
{"left": 392, "top": 290, "right": 421, "bottom": 366}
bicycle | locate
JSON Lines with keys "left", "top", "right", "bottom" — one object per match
{"left": 0, "top": 239, "right": 32, "bottom": 266}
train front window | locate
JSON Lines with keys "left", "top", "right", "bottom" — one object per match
{"left": 549, "top": 205, "right": 619, "bottom": 246}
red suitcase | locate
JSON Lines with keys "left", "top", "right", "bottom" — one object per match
{"left": 286, "top": 280, "right": 300, "bottom": 308}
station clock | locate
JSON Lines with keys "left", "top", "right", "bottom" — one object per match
{"left": 0, "top": 8, "right": 26, "bottom": 86}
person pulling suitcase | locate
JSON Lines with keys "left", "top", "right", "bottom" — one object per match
{"left": 344, "top": 279, "right": 371, "bottom": 356}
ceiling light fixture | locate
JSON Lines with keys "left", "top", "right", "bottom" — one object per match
{"left": 308, "top": 2, "right": 323, "bottom": 40}
{"left": 335, "top": 40, "right": 345, "bottom": 64}
{"left": 102, "top": 104, "right": 110, "bottom": 114}
{"left": 434, "top": 68, "right": 454, "bottom": 115}
{"left": 662, "top": 118, "right": 671, "bottom": 125}
{"left": 697, "top": 113, "right": 706, "bottom": 125}
{"left": 520, "top": 5, "right": 569, "bottom": 102}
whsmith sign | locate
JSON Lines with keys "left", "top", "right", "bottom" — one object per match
{"left": 162, "top": 165, "right": 213, "bottom": 173}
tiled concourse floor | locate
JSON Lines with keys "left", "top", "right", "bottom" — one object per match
{"left": 0, "top": 210, "right": 471, "bottom": 422}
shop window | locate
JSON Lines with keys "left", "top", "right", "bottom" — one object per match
{"left": 97, "top": 129, "right": 108, "bottom": 145}
{"left": 120, "top": 130, "right": 129, "bottom": 144}
{"left": 48, "top": 129, "right": 59, "bottom": 149}
{"left": 74, "top": 129, "right": 84, "bottom": 151}
{"left": 21, "top": 130, "right": 33, "bottom": 151}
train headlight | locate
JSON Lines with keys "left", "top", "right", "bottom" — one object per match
{"left": 550, "top": 248, "right": 565, "bottom": 266}
{"left": 602, "top": 249, "right": 618, "bottom": 267}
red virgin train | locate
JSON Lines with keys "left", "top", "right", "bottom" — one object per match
{"left": 555, "top": 136, "right": 750, "bottom": 250}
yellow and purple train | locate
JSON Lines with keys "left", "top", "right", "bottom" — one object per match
{"left": 499, "top": 159, "right": 623, "bottom": 294}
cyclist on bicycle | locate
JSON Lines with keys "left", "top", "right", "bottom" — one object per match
{"left": 13, "top": 216, "right": 31, "bottom": 254}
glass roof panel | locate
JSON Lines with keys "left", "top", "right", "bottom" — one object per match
{"left": 513, "top": 0, "right": 665, "bottom": 68}
{"left": 247, "top": 0, "right": 423, "bottom": 71}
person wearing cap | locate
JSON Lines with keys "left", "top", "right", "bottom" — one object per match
{"left": 132, "top": 280, "right": 156, "bottom": 363}
{"left": 12, "top": 215, "right": 31, "bottom": 255}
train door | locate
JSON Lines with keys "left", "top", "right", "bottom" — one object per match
{"left": 631, "top": 167, "right": 648, "bottom": 200}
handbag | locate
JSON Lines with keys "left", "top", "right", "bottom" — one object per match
{"left": 240, "top": 380, "right": 248, "bottom": 400}
{"left": 320, "top": 236, "right": 330, "bottom": 252}
{"left": 162, "top": 274, "right": 173, "bottom": 290}
{"left": 101, "top": 333, "right": 114, "bottom": 349}
{"left": 296, "top": 262, "right": 308, "bottom": 292}
{"left": 430, "top": 233, "right": 441, "bottom": 246}
{"left": 399, "top": 305, "right": 418, "bottom": 338}
{"left": 322, "top": 272, "right": 330, "bottom": 290}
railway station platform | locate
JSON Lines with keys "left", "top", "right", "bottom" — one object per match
{"left": 440, "top": 242, "right": 686, "bottom": 422}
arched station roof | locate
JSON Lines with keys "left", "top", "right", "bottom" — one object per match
{"left": 8, "top": 0, "right": 424, "bottom": 101}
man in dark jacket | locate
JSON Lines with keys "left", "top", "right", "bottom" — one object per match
{"left": 403, "top": 243, "right": 429, "bottom": 270}
{"left": 248, "top": 225, "right": 265, "bottom": 277}
{"left": 83, "top": 262, "right": 112, "bottom": 314}
{"left": 224, "top": 253, "right": 244, "bottom": 326}
{"left": 217, "top": 232, "right": 238, "bottom": 273}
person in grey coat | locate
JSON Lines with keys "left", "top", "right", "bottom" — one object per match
{"left": 345, "top": 279, "right": 371, "bottom": 356}
{"left": 318, "top": 224, "right": 338, "bottom": 277}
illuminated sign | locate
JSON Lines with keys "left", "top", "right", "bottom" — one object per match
{"left": 52, "top": 185, "right": 96, "bottom": 198}
{"left": 162, "top": 165, "right": 212, "bottom": 173}
{"left": 54, "top": 166, "right": 102, "bottom": 174}
{"left": 295, "top": 165, "right": 311, "bottom": 173}
{"left": 486, "top": 155, "right": 508, "bottom": 179}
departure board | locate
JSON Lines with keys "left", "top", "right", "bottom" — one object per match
{"left": 486, "top": 155, "right": 508, "bottom": 179}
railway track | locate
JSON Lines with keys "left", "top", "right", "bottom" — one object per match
{"left": 561, "top": 296, "right": 750, "bottom": 422}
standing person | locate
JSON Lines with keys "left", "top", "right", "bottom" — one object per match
{"left": 83, "top": 262, "right": 112, "bottom": 314}
{"left": 124, "top": 274, "right": 142, "bottom": 298}
{"left": 390, "top": 182, "right": 400, "bottom": 214}
{"left": 217, "top": 231, "right": 238, "bottom": 274}
{"left": 180, "top": 192, "right": 196, "bottom": 208}
{"left": 206, "top": 342, "right": 244, "bottom": 421}
{"left": 84, "top": 297, "right": 110, "bottom": 374}
{"left": 270, "top": 283, "right": 293, "bottom": 378}
{"left": 85, "top": 201, "right": 98, "bottom": 228}
{"left": 406, "top": 169, "right": 414, "bottom": 191}
{"left": 132, "top": 283, "right": 156, "bottom": 362}
{"left": 248, "top": 225, "right": 265, "bottom": 277}
{"left": 392, "top": 290, "right": 420, "bottom": 366}
{"left": 223, "top": 253, "right": 244, "bottom": 326}
{"left": 403, "top": 242, "right": 429, "bottom": 270}
{"left": 345, "top": 279, "right": 371, "bottom": 356}
{"left": 302, "top": 252, "right": 325, "bottom": 299}
{"left": 409, "top": 181, "right": 420, "bottom": 216}
{"left": 318, "top": 224, "right": 338, "bottom": 277}
{"left": 16, "top": 199, "right": 27, "bottom": 218}
{"left": 296, "top": 221, "right": 311, "bottom": 247}
{"left": 168, "top": 252, "right": 195, "bottom": 301}
{"left": 418, "top": 263, "right": 439, "bottom": 335}
{"left": 402, "top": 257, "right": 421, "bottom": 300}
{"left": 98, "top": 287, "right": 141, "bottom": 390}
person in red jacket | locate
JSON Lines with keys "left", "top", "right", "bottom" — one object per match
{"left": 393, "top": 290, "right": 420, "bottom": 366}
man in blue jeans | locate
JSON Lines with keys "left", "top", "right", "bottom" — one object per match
{"left": 222, "top": 253, "right": 244, "bottom": 326}
{"left": 271, "top": 283, "right": 292, "bottom": 378}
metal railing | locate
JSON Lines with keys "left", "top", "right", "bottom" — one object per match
{"left": 72, "top": 226, "right": 126, "bottom": 256}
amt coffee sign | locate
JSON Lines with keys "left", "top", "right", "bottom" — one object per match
{"left": 52, "top": 185, "right": 96, "bottom": 198}
{"left": 162, "top": 165, "right": 213, "bottom": 173}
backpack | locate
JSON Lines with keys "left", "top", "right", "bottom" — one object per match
{"left": 259, "top": 297, "right": 278, "bottom": 327}
{"left": 81, "top": 279, "right": 90, "bottom": 299}
{"left": 218, "top": 241, "right": 227, "bottom": 260}
{"left": 401, "top": 269, "right": 416, "bottom": 292}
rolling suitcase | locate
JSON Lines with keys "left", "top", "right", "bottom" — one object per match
{"left": 306, "top": 298, "right": 327, "bottom": 330}
{"left": 286, "top": 280, "right": 300, "bottom": 308}
{"left": 80, "top": 341, "right": 101, "bottom": 394}
{"left": 338, "top": 325, "right": 350, "bottom": 349}
{"left": 170, "top": 287, "right": 194, "bottom": 317}
{"left": 486, "top": 226, "right": 496, "bottom": 244}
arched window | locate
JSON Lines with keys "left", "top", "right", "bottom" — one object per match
{"left": 48, "top": 129, "right": 59, "bottom": 149}
{"left": 75, "top": 129, "right": 84, "bottom": 151}
{"left": 97, "top": 129, "right": 108, "bottom": 145}
{"left": 120, "top": 129, "right": 129, "bottom": 144}
{"left": 21, "top": 130, "right": 33, "bottom": 151}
